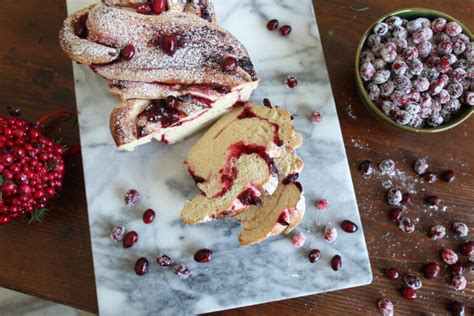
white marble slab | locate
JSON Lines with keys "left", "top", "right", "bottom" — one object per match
{"left": 66, "top": 0, "right": 372, "bottom": 314}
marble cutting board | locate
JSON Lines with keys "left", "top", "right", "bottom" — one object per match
{"left": 66, "top": 0, "right": 372, "bottom": 314}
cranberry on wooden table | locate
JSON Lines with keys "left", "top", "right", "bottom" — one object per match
{"left": 423, "top": 262, "right": 441, "bottom": 279}
{"left": 400, "top": 287, "right": 417, "bottom": 300}
{"left": 385, "top": 268, "right": 400, "bottom": 280}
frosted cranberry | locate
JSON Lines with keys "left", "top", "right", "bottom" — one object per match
{"left": 385, "top": 267, "right": 400, "bottom": 280}
{"left": 386, "top": 188, "right": 402, "bottom": 206}
{"left": 285, "top": 76, "right": 298, "bottom": 88}
{"left": 373, "top": 70, "right": 391, "bottom": 84}
{"left": 161, "top": 34, "right": 178, "bottom": 56}
{"left": 340, "top": 220, "right": 358, "bottom": 233}
{"left": 425, "top": 195, "right": 441, "bottom": 206}
{"left": 399, "top": 217, "right": 415, "bottom": 233}
{"left": 452, "top": 222, "right": 469, "bottom": 237}
{"left": 360, "top": 62, "right": 375, "bottom": 81}
{"left": 279, "top": 25, "right": 292, "bottom": 36}
{"left": 449, "top": 68, "right": 467, "bottom": 81}
{"left": 453, "top": 40, "right": 467, "bottom": 55}
{"left": 416, "top": 41, "right": 432, "bottom": 58}
{"left": 421, "top": 171, "right": 437, "bottom": 183}
{"left": 385, "top": 16, "right": 402, "bottom": 29}
{"left": 157, "top": 254, "right": 172, "bottom": 267}
{"left": 109, "top": 226, "right": 125, "bottom": 242}
{"left": 379, "top": 159, "right": 396, "bottom": 173}
{"left": 308, "top": 249, "right": 321, "bottom": 263}
{"left": 430, "top": 17, "right": 447, "bottom": 32}
{"left": 222, "top": 56, "right": 238, "bottom": 73}
{"left": 459, "top": 241, "right": 474, "bottom": 257}
{"left": 428, "top": 225, "right": 446, "bottom": 240}
{"left": 466, "top": 92, "right": 474, "bottom": 106}
{"left": 152, "top": 0, "right": 167, "bottom": 14}
{"left": 143, "top": 209, "right": 155, "bottom": 224}
{"left": 424, "top": 262, "right": 441, "bottom": 279}
{"left": 413, "top": 28, "right": 433, "bottom": 44}
{"left": 445, "top": 21, "right": 462, "bottom": 36}
{"left": 277, "top": 209, "right": 291, "bottom": 226}
{"left": 438, "top": 40, "right": 453, "bottom": 55}
{"left": 403, "top": 47, "right": 418, "bottom": 61}
{"left": 123, "top": 231, "right": 138, "bottom": 248}
{"left": 121, "top": 44, "right": 136, "bottom": 61}
{"left": 331, "top": 255, "right": 342, "bottom": 271}
{"left": 291, "top": 232, "right": 305, "bottom": 248}
{"left": 403, "top": 273, "right": 422, "bottom": 289}
{"left": 447, "top": 82, "right": 463, "bottom": 99}
{"left": 367, "top": 35, "right": 382, "bottom": 48}
{"left": 391, "top": 60, "right": 407, "bottom": 76}
{"left": 310, "top": 111, "right": 322, "bottom": 123}
{"left": 377, "top": 298, "right": 394, "bottom": 316}
{"left": 359, "top": 160, "right": 373, "bottom": 175}
{"left": 400, "top": 287, "right": 417, "bottom": 300}
{"left": 194, "top": 249, "right": 214, "bottom": 263}
{"left": 373, "top": 22, "right": 388, "bottom": 35}
{"left": 451, "top": 275, "right": 467, "bottom": 291}
{"left": 323, "top": 225, "right": 337, "bottom": 243}
{"left": 441, "top": 248, "right": 459, "bottom": 265}
{"left": 393, "top": 25, "right": 407, "bottom": 39}
{"left": 437, "top": 56, "right": 451, "bottom": 74}
{"left": 367, "top": 83, "right": 380, "bottom": 100}
{"left": 388, "top": 208, "right": 403, "bottom": 222}
{"left": 381, "top": 42, "right": 397, "bottom": 63}
{"left": 427, "top": 113, "right": 444, "bottom": 127}
{"left": 124, "top": 189, "right": 140, "bottom": 207}
{"left": 136, "top": 3, "right": 152, "bottom": 14}
{"left": 174, "top": 263, "right": 190, "bottom": 279}
{"left": 134, "top": 257, "right": 149, "bottom": 276}
{"left": 380, "top": 81, "right": 395, "bottom": 97}
{"left": 449, "top": 301, "right": 465, "bottom": 316}
{"left": 315, "top": 199, "right": 328, "bottom": 210}
{"left": 266, "top": 19, "right": 279, "bottom": 31}
{"left": 451, "top": 263, "right": 464, "bottom": 276}
{"left": 393, "top": 75, "right": 411, "bottom": 92}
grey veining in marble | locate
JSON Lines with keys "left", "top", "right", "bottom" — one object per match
{"left": 66, "top": 0, "right": 372, "bottom": 314}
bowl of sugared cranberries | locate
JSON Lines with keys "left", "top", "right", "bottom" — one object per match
{"left": 355, "top": 8, "right": 473, "bottom": 133}
{"left": 0, "top": 115, "right": 65, "bottom": 224}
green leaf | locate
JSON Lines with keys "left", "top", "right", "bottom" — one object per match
{"left": 0, "top": 175, "right": 5, "bottom": 185}
{"left": 348, "top": 6, "right": 369, "bottom": 12}
{"left": 28, "top": 208, "right": 50, "bottom": 224}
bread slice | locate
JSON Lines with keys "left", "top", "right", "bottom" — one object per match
{"left": 235, "top": 181, "right": 305, "bottom": 246}
{"left": 110, "top": 80, "right": 258, "bottom": 150}
{"left": 181, "top": 103, "right": 303, "bottom": 224}
{"left": 186, "top": 103, "right": 302, "bottom": 198}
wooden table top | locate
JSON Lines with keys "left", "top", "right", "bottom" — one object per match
{"left": 0, "top": 0, "right": 472, "bottom": 314}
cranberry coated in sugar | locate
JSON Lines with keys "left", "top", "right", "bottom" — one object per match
{"left": 377, "top": 298, "right": 394, "bottom": 316}
{"left": 308, "top": 249, "right": 321, "bottom": 263}
{"left": 441, "top": 248, "right": 459, "bottom": 265}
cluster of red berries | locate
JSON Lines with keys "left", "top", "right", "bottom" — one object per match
{"left": 0, "top": 115, "right": 65, "bottom": 224}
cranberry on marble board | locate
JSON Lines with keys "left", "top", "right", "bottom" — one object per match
{"left": 452, "top": 223, "right": 469, "bottom": 237}
{"left": 377, "top": 298, "right": 394, "bottom": 316}
{"left": 441, "top": 248, "right": 459, "bottom": 265}
{"left": 323, "top": 225, "right": 337, "bottom": 243}
{"left": 451, "top": 275, "right": 467, "bottom": 291}
{"left": 124, "top": 189, "right": 140, "bottom": 207}
{"left": 194, "top": 249, "right": 214, "bottom": 263}
{"left": 134, "top": 257, "right": 149, "bottom": 276}
{"left": 315, "top": 199, "right": 329, "bottom": 211}
{"left": 111, "top": 225, "right": 125, "bottom": 241}
{"left": 285, "top": 76, "right": 298, "bottom": 88}
{"left": 143, "top": 209, "right": 155, "bottom": 224}
{"left": 174, "top": 263, "right": 191, "bottom": 279}
{"left": 310, "top": 111, "right": 322, "bottom": 123}
{"left": 308, "top": 249, "right": 321, "bottom": 263}
{"left": 428, "top": 225, "right": 446, "bottom": 240}
{"left": 266, "top": 19, "right": 279, "bottom": 31}
{"left": 279, "top": 25, "right": 292, "bottom": 36}
{"left": 123, "top": 231, "right": 138, "bottom": 248}
{"left": 385, "top": 267, "right": 400, "bottom": 280}
{"left": 157, "top": 254, "right": 172, "bottom": 267}
{"left": 291, "top": 232, "right": 305, "bottom": 248}
{"left": 340, "top": 220, "right": 358, "bottom": 233}
{"left": 423, "top": 262, "right": 441, "bottom": 279}
{"left": 331, "top": 255, "right": 342, "bottom": 271}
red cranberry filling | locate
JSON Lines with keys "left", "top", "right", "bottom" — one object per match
{"left": 137, "top": 99, "right": 185, "bottom": 134}
{"left": 237, "top": 188, "right": 262, "bottom": 206}
{"left": 277, "top": 209, "right": 291, "bottom": 226}
{"left": 282, "top": 173, "right": 299, "bottom": 185}
{"left": 161, "top": 34, "right": 178, "bottom": 56}
{"left": 74, "top": 14, "right": 88, "bottom": 39}
{"left": 263, "top": 98, "right": 272, "bottom": 108}
{"left": 188, "top": 168, "right": 205, "bottom": 184}
{"left": 237, "top": 107, "right": 258, "bottom": 119}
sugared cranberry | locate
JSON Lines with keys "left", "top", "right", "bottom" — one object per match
{"left": 388, "top": 208, "right": 403, "bottom": 222}
{"left": 308, "top": 249, "right": 321, "bottom": 263}
{"left": 279, "top": 25, "right": 292, "bottom": 36}
{"left": 400, "top": 287, "right": 417, "bottom": 300}
{"left": 143, "top": 209, "right": 155, "bottom": 224}
{"left": 152, "top": 0, "right": 167, "bottom": 14}
{"left": 157, "top": 254, "right": 172, "bottom": 267}
{"left": 441, "top": 248, "right": 459, "bottom": 265}
{"left": 424, "top": 262, "right": 441, "bottom": 279}
{"left": 134, "top": 257, "right": 149, "bottom": 276}
{"left": 277, "top": 209, "right": 291, "bottom": 226}
{"left": 124, "top": 189, "right": 140, "bottom": 207}
{"left": 174, "top": 263, "right": 191, "bottom": 279}
{"left": 315, "top": 199, "right": 328, "bottom": 210}
{"left": 400, "top": 193, "right": 412, "bottom": 206}
{"left": 449, "top": 301, "right": 465, "bottom": 316}
{"left": 340, "top": 220, "right": 358, "bottom": 233}
{"left": 266, "top": 19, "right": 279, "bottom": 31}
{"left": 121, "top": 44, "right": 136, "bottom": 61}
{"left": 403, "top": 273, "right": 422, "bottom": 290}
{"left": 111, "top": 225, "right": 125, "bottom": 241}
{"left": 385, "top": 267, "right": 400, "bottom": 280}
{"left": 359, "top": 160, "right": 373, "bottom": 175}
{"left": 413, "top": 158, "right": 428, "bottom": 175}
{"left": 379, "top": 159, "right": 396, "bottom": 173}
{"left": 386, "top": 188, "right": 402, "bottom": 206}
{"left": 331, "top": 255, "right": 342, "bottom": 271}
{"left": 285, "top": 76, "right": 298, "bottom": 88}
{"left": 441, "top": 170, "right": 456, "bottom": 183}
{"left": 291, "top": 232, "right": 305, "bottom": 248}
{"left": 222, "top": 56, "right": 238, "bottom": 73}
{"left": 123, "top": 231, "right": 138, "bottom": 248}
{"left": 399, "top": 217, "right": 415, "bottom": 233}
{"left": 194, "top": 249, "right": 214, "bottom": 263}
{"left": 421, "top": 171, "right": 437, "bottom": 183}
{"left": 428, "top": 225, "right": 446, "bottom": 240}
{"left": 451, "top": 275, "right": 467, "bottom": 291}
{"left": 136, "top": 3, "right": 152, "bottom": 14}
{"left": 377, "top": 298, "right": 394, "bottom": 316}
{"left": 459, "top": 241, "right": 474, "bottom": 257}
{"left": 323, "top": 225, "right": 337, "bottom": 243}
{"left": 310, "top": 111, "right": 322, "bottom": 123}
{"left": 451, "top": 263, "right": 464, "bottom": 276}
{"left": 425, "top": 195, "right": 441, "bottom": 206}
{"left": 452, "top": 222, "right": 469, "bottom": 237}
{"left": 161, "top": 34, "right": 178, "bottom": 56}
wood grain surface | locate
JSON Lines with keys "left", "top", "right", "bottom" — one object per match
{"left": 0, "top": 0, "right": 472, "bottom": 314}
